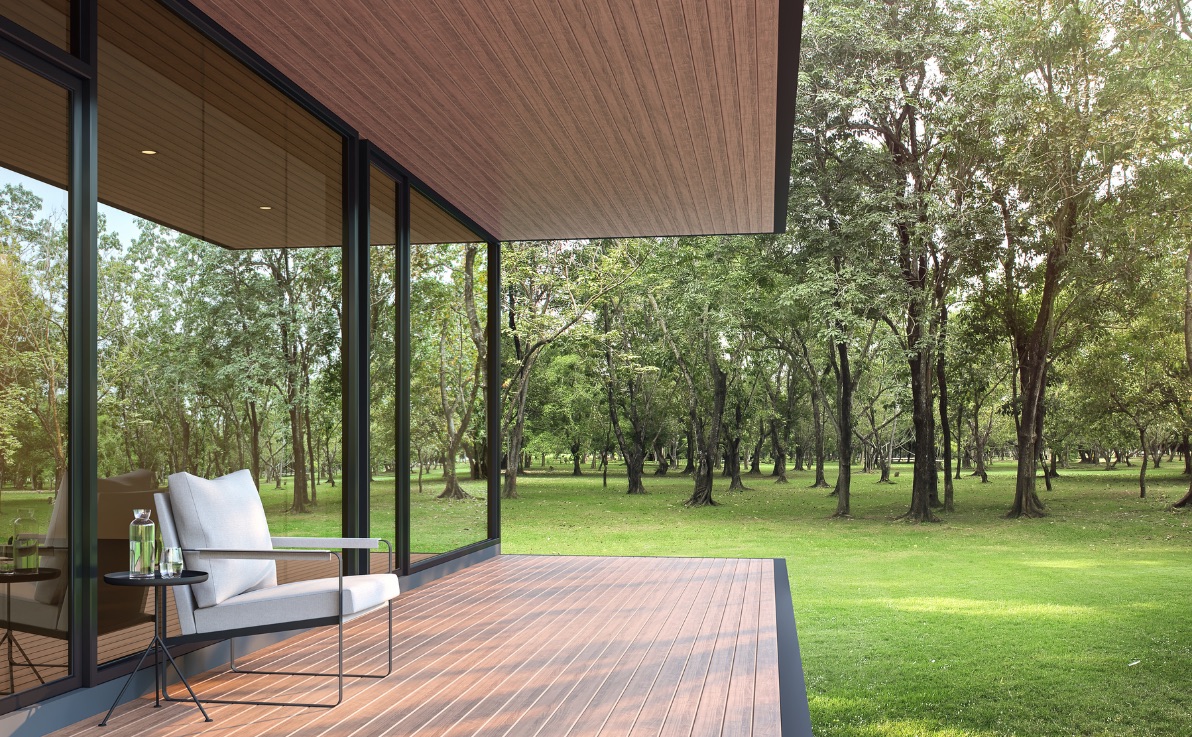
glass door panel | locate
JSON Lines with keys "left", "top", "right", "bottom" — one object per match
{"left": 0, "top": 53, "right": 73, "bottom": 694}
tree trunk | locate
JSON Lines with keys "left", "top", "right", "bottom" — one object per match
{"left": 1177, "top": 246, "right": 1192, "bottom": 506}
{"left": 1003, "top": 197, "right": 1071, "bottom": 518}
{"left": 606, "top": 379, "right": 647, "bottom": 495}
{"left": 437, "top": 450, "right": 472, "bottom": 499}
{"left": 769, "top": 422, "right": 788, "bottom": 483}
{"left": 727, "top": 437, "right": 748, "bottom": 491}
{"left": 304, "top": 393, "right": 318, "bottom": 504}
{"left": 936, "top": 304, "right": 954, "bottom": 512}
{"left": 288, "top": 401, "right": 308, "bottom": 512}
{"left": 502, "top": 366, "right": 532, "bottom": 498}
{"left": 653, "top": 439, "right": 670, "bottom": 476}
{"left": 749, "top": 422, "right": 764, "bottom": 475}
{"left": 247, "top": 400, "right": 262, "bottom": 489}
{"left": 686, "top": 367, "right": 727, "bottom": 508}
{"left": 833, "top": 338, "right": 852, "bottom": 517}
{"left": 900, "top": 341, "right": 939, "bottom": 522}
{"left": 681, "top": 428, "right": 695, "bottom": 475}
{"left": 571, "top": 441, "right": 583, "bottom": 476}
{"left": 1009, "top": 387, "right": 1047, "bottom": 517}
{"left": 954, "top": 400, "right": 964, "bottom": 480}
{"left": 1138, "top": 428, "right": 1149, "bottom": 498}
{"left": 810, "top": 391, "right": 829, "bottom": 488}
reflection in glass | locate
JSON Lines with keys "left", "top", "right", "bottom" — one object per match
{"left": 368, "top": 167, "right": 398, "bottom": 568}
{"left": 94, "top": 0, "right": 344, "bottom": 666}
{"left": 0, "top": 57, "right": 71, "bottom": 693}
{"left": 0, "top": 1, "right": 70, "bottom": 52}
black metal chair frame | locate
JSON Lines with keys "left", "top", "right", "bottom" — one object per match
{"left": 159, "top": 539, "right": 394, "bottom": 711}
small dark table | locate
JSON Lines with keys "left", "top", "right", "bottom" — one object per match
{"left": 0, "top": 568, "right": 60, "bottom": 694}
{"left": 99, "top": 571, "right": 212, "bottom": 726}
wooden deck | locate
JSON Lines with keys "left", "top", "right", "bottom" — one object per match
{"left": 47, "top": 555, "right": 799, "bottom": 737}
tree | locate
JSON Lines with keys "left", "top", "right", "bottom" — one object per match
{"left": 501, "top": 239, "right": 639, "bottom": 498}
{"left": 965, "top": 0, "right": 1184, "bottom": 516}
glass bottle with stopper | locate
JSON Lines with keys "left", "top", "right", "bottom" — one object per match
{"left": 129, "top": 508, "right": 156, "bottom": 578}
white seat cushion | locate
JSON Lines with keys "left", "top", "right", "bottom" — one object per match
{"left": 193, "top": 574, "right": 399, "bottom": 633}
{"left": 167, "top": 470, "right": 276, "bottom": 608}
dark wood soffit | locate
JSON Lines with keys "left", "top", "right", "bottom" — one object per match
{"left": 187, "top": 0, "right": 798, "bottom": 242}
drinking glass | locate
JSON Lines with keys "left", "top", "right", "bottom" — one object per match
{"left": 160, "top": 547, "right": 184, "bottom": 578}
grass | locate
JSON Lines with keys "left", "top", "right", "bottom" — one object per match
{"left": 498, "top": 459, "right": 1192, "bottom": 737}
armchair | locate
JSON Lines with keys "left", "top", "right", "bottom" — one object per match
{"left": 154, "top": 470, "right": 398, "bottom": 709}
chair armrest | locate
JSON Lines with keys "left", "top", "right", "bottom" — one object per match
{"left": 271, "top": 537, "right": 385, "bottom": 550}
{"left": 186, "top": 548, "right": 335, "bottom": 562}
{"left": 272, "top": 538, "right": 395, "bottom": 574}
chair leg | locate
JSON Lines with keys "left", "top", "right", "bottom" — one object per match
{"left": 165, "top": 601, "right": 392, "bottom": 710}
{"left": 227, "top": 602, "right": 393, "bottom": 679}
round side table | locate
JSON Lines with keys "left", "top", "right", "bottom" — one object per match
{"left": 0, "top": 568, "right": 60, "bottom": 694}
{"left": 99, "top": 571, "right": 212, "bottom": 727}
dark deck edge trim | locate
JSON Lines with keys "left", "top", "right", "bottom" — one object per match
{"left": 772, "top": 0, "right": 805, "bottom": 234}
{"left": 402, "top": 542, "right": 500, "bottom": 590}
{"left": 408, "top": 538, "right": 500, "bottom": 576}
{"left": 774, "top": 558, "right": 814, "bottom": 737}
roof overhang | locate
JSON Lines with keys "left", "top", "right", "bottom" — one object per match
{"left": 183, "top": 0, "right": 803, "bottom": 242}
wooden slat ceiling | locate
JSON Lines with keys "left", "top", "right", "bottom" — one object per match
{"left": 188, "top": 0, "right": 797, "bottom": 242}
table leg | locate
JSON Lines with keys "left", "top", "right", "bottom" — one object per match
{"left": 6, "top": 582, "right": 12, "bottom": 694}
{"left": 158, "top": 638, "right": 212, "bottom": 722}
{"left": 9, "top": 634, "right": 46, "bottom": 684}
{"left": 154, "top": 589, "right": 161, "bottom": 707}
{"left": 98, "top": 633, "right": 157, "bottom": 727}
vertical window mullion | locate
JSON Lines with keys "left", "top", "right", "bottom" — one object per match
{"left": 396, "top": 178, "right": 411, "bottom": 575}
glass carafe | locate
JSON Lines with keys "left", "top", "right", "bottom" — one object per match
{"left": 129, "top": 508, "right": 156, "bottom": 578}
{"left": 12, "top": 509, "right": 39, "bottom": 573}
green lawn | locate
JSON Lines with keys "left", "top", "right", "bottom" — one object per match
{"left": 499, "top": 460, "right": 1192, "bottom": 737}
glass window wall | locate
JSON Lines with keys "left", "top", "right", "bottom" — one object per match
{"left": 94, "top": 0, "right": 343, "bottom": 665}
{"left": 0, "top": 55, "right": 72, "bottom": 695}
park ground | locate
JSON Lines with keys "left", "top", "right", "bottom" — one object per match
{"left": 2, "top": 460, "right": 1188, "bottom": 736}
{"left": 499, "top": 460, "right": 1192, "bottom": 737}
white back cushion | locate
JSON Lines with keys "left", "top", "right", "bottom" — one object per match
{"left": 167, "top": 470, "right": 276, "bottom": 609}
{"left": 33, "top": 475, "right": 70, "bottom": 605}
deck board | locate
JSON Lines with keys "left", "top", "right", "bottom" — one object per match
{"left": 46, "top": 555, "right": 785, "bottom": 737}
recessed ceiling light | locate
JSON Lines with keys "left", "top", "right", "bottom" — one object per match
{"left": 140, "top": 149, "right": 157, "bottom": 155}
{"left": 258, "top": 206, "right": 272, "bottom": 210}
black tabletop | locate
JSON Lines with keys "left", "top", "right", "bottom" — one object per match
{"left": 104, "top": 570, "right": 208, "bottom": 587}
{"left": 0, "top": 568, "right": 60, "bottom": 584}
